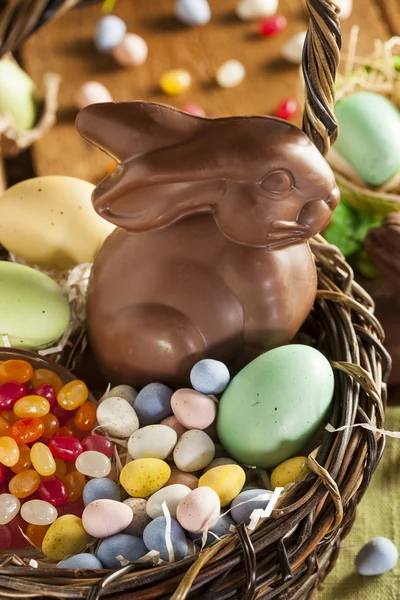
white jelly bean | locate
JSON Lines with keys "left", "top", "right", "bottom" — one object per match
{"left": 146, "top": 484, "right": 191, "bottom": 519}
{"left": 0, "top": 493, "right": 20, "bottom": 524}
{"left": 216, "top": 60, "right": 246, "bottom": 89}
{"left": 173, "top": 429, "right": 215, "bottom": 472}
{"left": 97, "top": 396, "right": 139, "bottom": 438}
{"left": 76, "top": 451, "right": 111, "bottom": 478}
{"left": 75, "top": 81, "right": 113, "bottom": 111}
{"left": 112, "top": 33, "right": 148, "bottom": 67}
{"left": 21, "top": 499, "right": 57, "bottom": 525}
{"left": 236, "top": 0, "right": 278, "bottom": 21}
{"left": 128, "top": 425, "right": 177, "bottom": 460}
{"left": 281, "top": 31, "right": 307, "bottom": 65}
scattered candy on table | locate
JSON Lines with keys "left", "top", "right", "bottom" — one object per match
{"left": 355, "top": 537, "right": 398, "bottom": 576}
{"left": 216, "top": 60, "right": 246, "bottom": 89}
{"left": 281, "top": 31, "right": 307, "bottom": 64}
{"left": 236, "top": 0, "right": 278, "bottom": 21}
{"left": 112, "top": 33, "right": 148, "bottom": 67}
{"left": 259, "top": 15, "right": 287, "bottom": 37}
{"left": 174, "top": 0, "right": 211, "bottom": 27}
{"left": 94, "top": 15, "right": 127, "bottom": 53}
{"left": 159, "top": 69, "right": 192, "bottom": 96}
{"left": 75, "top": 81, "right": 113, "bottom": 110}
{"left": 276, "top": 97, "right": 298, "bottom": 120}
{"left": 337, "top": 0, "right": 352, "bottom": 20}
{"left": 181, "top": 103, "right": 206, "bottom": 117}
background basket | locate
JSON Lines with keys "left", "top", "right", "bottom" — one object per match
{"left": 0, "top": 1, "right": 391, "bottom": 599}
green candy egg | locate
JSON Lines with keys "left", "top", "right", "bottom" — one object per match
{"left": 0, "top": 261, "right": 70, "bottom": 349}
{"left": 217, "top": 345, "right": 334, "bottom": 468}
{"left": 334, "top": 92, "right": 400, "bottom": 187}
{"left": 0, "top": 57, "right": 37, "bottom": 131}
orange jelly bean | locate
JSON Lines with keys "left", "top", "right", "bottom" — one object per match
{"left": 26, "top": 523, "right": 50, "bottom": 548}
{"left": 11, "top": 418, "right": 44, "bottom": 444}
{"left": 58, "top": 425, "right": 74, "bottom": 437}
{"left": 31, "top": 369, "right": 63, "bottom": 393}
{"left": 0, "top": 436, "right": 20, "bottom": 466}
{"left": 9, "top": 469, "right": 40, "bottom": 498}
{"left": 0, "top": 416, "right": 10, "bottom": 436}
{"left": 64, "top": 470, "right": 86, "bottom": 502}
{"left": 41, "top": 413, "right": 60, "bottom": 439}
{"left": 0, "top": 360, "right": 33, "bottom": 384}
{"left": 31, "top": 442, "right": 56, "bottom": 476}
{"left": 74, "top": 402, "right": 97, "bottom": 431}
{"left": 2, "top": 410, "right": 19, "bottom": 425}
{"left": 11, "top": 444, "right": 31, "bottom": 473}
{"left": 57, "top": 380, "right": 88, "bottom": 410}
{"left": 14, "top": 396, "right": 50, "bottom": 419}
{"left": 54, "top": 458, "right": 67, "bottom": 480}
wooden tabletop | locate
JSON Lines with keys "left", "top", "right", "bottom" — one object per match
{"left": 18, "top": 0, "right": 399, "bottom": 185}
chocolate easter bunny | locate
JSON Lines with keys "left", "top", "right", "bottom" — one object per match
{"left": 76, "top": 102, "right": 339, "bottom": 387}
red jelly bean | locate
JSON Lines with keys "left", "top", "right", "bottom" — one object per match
{"left": 11, "top": 418, "right": 45, "bottom": 444}
{"left": 34, "top": 384, "right": 57, "bottom": 408}
{"left": 81, "top": 434, "right": 114, "bottom": 458}
{"left": 48, "top": 436, "right": 83, "bottom": 462}
{"left": 38, "top": 476, "right": 68, "bottom": 506}
{"left": 0, "top": 382, "right": 28, "bottom": 410}
{"left": 8, "top": 515, "right": 28, "bottom": 549}
{"left": 57, "top": 501, "right": 83, "bottom": 518}
{"left": 260, "top": 15, "right": 287, "bottom": 36}
{"left": 0, "top": 524, "right": 12, "bottom": 549}
{"left": 0, "top": 463, "right": 5, "bottom": 486}
{"left": 52, "top": 404, "right": 72, "bottom": 426}
{"left": 276, "top": 97, "right": 298, "bottom": 121}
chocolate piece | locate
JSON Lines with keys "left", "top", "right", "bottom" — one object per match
{"left": 76, "top": 102, "right": 339, "bottom": 387}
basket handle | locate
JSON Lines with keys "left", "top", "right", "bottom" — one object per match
{"left": 302, "top": 0, "right": 342, "bottom": 157}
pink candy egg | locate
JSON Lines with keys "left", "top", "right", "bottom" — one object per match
{"left": 176, "top": 487, "right": 220, "bottom": 533}
{"left": 112, "top": 33, "right": 148, "bottom": 67}
{"left": 171, "top": 389, "right": 217, "bottom": 430}
{"left": 82, "top": 499, "right": 133, "bottom": 538}
{"left": 75, "top": 81, "right": 113, "bottom": 110}
{"left": 160, "top": 415, "right": 187, "bottom": 439}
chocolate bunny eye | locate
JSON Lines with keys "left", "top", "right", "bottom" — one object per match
{"left": 260, "top": 170, "right": 293, "bottom": 194}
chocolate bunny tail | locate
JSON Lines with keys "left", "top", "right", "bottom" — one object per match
{"left": 302, "top": 0, "right": 342, "bottom": 156}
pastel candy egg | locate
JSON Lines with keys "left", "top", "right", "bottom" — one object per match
{"left": 96, "top": 533, "right": 147, "bottom": 569}
{"left": 104, "top": 384, "right": 137, "bottom": 405}
{"left": 216, "top": 60, "right": 246, "bottom": 89}
{"left": 198, "top": 465, "right": 245, "bottom": 506}
{"left": 355, "top": 537, "right": 398, "bottom": 576}
{"left": 203, "top": 457, "right": 237, "bottom": 472}
{"left": 94, "top": 15, "right": 127, "bottom": 53}
{"left": 120, "top": 458, "right": 171, "bottom": 497}
{"left": 0, "top": 493, "right": 20, "bottom": 524}
{"left": 0, "top": 56, "right": 37, "bottom": 130}
{"left": 75, "top": 451, "right": 111, "bottom": 478}
{"left": 175, "top": 0, "right": 211, "bottom": 26}
{"left": 171, "top": 389, "right": 216, "bottom": 430}
{"left": 177, "top": 487, "right": 220, "bottom": 533}
{"left": 165, "top": 467, "right": 199, "bottom": 489}
{"left": 143, "top": 516, "right": 188, "bottom": 561}
{"left": 42, "top": 515, "right": 90, "bottom": 561}
{"left": 236, "top": 0, "right": 278, "bottom": 21}
{"left": 133, "top": 383, "right": 173, "bottom": 425}
{"left": 127, "top": 425, "right": 177, "bottom": 460}
{"left": 281, "top": 31, "right": 307, "bottom": 65}
{"left": 0, "top": 262, "right": 70, "bottom": 350}
{"left": 97, "top": 396, "right": 139, "bottom": 438}
{"left": 58, "top": 553, "right": 103, "bottom": 569}
{"left": 82, "top": 499, "right": 133, "bottom": 538}
{"left": 112, "top": 33, "right": 148, "bottom": 67}
{"left": 83, "top": 478, "right": 121, "bottom": 506}
{"left": 122, "top": 498, "right": 151, "bottom": 536}
{"left": 271, "top": 456, "right": 309, "bottom": 489}
{"left": 231, "top": 489, "right": 274, "bottom": 524}
{"left": 160, "top": 415, "right": 187, "bottom": 439}
{"left": 146, "top": 484, "right": 191, "bottom": 519}
{"left": 189, "top": 512, "right": 235, "bottom": 546}
{"left": 190, "top": 359, "right": 230, "bottom": 394}
{"left": 217, "top": 345, "right": 334, "bottom": 468}
{"left": 173, "top": 430, "right": 215, "bottom": 472}
{"left": 75, "top": 82, "right": 113, "bottom": 110}
{"left": 160, "top": 69, "right": 192, "bottom": 96}
{"left": 21, "top": 499, "right": 57, "bottom": 525}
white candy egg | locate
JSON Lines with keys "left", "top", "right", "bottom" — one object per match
{"left": 173, "top": 430, "right": 215, "bottom": 472}
{"left": 146, "top": 484, "right": 191, "bottom": 519}
{"left": 128, "top": 425, "right": 177, "bottom": 460}
{"left": 97, "top": 396, "right": 139, "bottom": 438}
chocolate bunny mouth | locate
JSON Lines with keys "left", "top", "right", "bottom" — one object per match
{"left": 265, "top": 220, "right": 310, "bottom": 250}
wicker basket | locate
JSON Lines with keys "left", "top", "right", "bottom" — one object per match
{"left": 0, "top": 1, "right": 391, "bottom": 599}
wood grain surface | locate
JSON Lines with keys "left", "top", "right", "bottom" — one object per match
{"left": 19, "top": 0, "right": 396, "bottom": 184}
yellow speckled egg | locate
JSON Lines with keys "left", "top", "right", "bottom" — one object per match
{"left": 198, "top": 464, "right": 246, "bottom": 506}
{"left": 0, "top": 176, "right": 115, "bottom": 270}
{"left": 120, "top": 458, "right": 171, "bottom": 497}
{"left": 42, "top": 515, "right": 90, "bottom": 560}
{"left": 271, "top": 456, "right": 309, "bottom": 489}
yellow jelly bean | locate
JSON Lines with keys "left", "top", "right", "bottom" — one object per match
{"left": 120, "top": 458, "right": 170, "bottom": 497}
{"left": 31, "top": 442, "right": 56, "bottom": 476}
{"left": 0, "top": 436, "right": 19, "bottom": 467}
{"left": 42, "top": 515, "right": 90, "bottom": 560}
{"left": 198, "top": 464, "right": 246, "bottom": 507}
{"left": 271, "top": 456, "right": 310, "bottom": 489}
{"left": 14, "top": 395, "right": 50, "bottom": 418}
{"left": 159, "top": 69, "right": 191, "bottom": 96}
{"left": 57, "top": 380, "right": 88, "bottom": 410}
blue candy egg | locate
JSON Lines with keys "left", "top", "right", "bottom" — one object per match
{"left": 57, "top": 553, "right": 103, "bottom": 569}
{"left": 189, "top": 513, "right": 235, "bottom": 546}
{"left": 175, "top": 0, "right": 211, "bottom": 26}
{"left": 355, "top": 537, "right": 398, "bottom": 576}
{"left": 231, "top": 489, "right": 274, "bottom": 525}
{"left": 83, "top": 478, "right": 121, "bottom": 506}
{"left": 190, "top": 359, "right": 230, "bottom": 395}
{"left": 133, "top": 383, "right": 173, "bottom": 426}
{"left": 143, "top": 516, "right": 188, "bottom": 561}
{"left": 94, "top": 15, "right": 127, "bottom": 53}
{"left": 96, "top": 534, "right": 147, "bottom": 569}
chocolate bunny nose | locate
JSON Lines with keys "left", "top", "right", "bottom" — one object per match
{"left": 325, "top": 186, "right": 340, "bottom": 209}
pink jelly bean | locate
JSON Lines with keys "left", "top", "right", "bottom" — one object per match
{"left": 0, "top": 382, "right": 28, "bottom": 410}
{"left": 81, "top": 435, "right": 114, "bottom": 458}
{"left": 0, "top": 464, "right": 5, "bottom": 487}
{"left": 8, "top": 515, "right": 28, "bottom": 549}
{"left": 57, "top": 502, "right": 84, "bottom": 518}
{"left": 38, "top": 476, "right": 68, "bottom": 506}
{"left": 34, "top": 384, "right": 57, "bottom": 408}
{"left": 48, "top": 436, "right": 83, "bottom": 462}
{"left": 52, "top": 404, "right": 72, "bottom": 426}
{"left": 0, "top": 524, "right": 12, "bottom": 549}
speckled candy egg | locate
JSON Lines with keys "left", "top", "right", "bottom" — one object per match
{"left": 42, "top": 515, "right": 90, "bottom": 560}
{"left": 143, "top": 516, "right": 188, "bottom": 561}
{"left": 190, "top": 359, "right": 230, "bottom": 394}
{"left": 82, "top": 499, "right": 133, "bottom": 538}
{"left": 231, "top": 489, "right": 274, "bottom": 525}
{"left": 146, "top": 484, "right": 191, "bottom": 519}
{"left": 189, "top": 512, "right": 235, "bottom": 546}
{"left": 198, "top": 464, "right": 245, "bottom": 506}
{"left": 122, "top": 498, "right": 150, "bottom": 536}
{"left": 133, "top": 383, "right": 173, "bottom": 425}
{"left": 120, "top": 458, "right": 171, "bottom": 497}
{"left": 127, "top": 425, "right": 177, "bottom": 460}
{"left": 271, "top": 456, "right": 309, "bottom": 489}
{"left": 173, "top": 430, "right": 215, "bottom": 472}
{"left": 355, "top": 537, "right": 398, "bottom": 576}
{"left": 0, "top": 177, "right": 114, "bottom": 270}
{"left": 57, "top": 553, "right": 103, "bottom": 569}
{"left": 165, "top": 467, "right": 199, "bottom": 489}
{"left": 0, "top": 262, "right": 70, "bottom": 349}
{"left": 96, "top": 533, "right": 148, "bottom": 568}
{"left": 83, "top": 478, "right": 121, "bottom": 506}
{"left": 171, "top": 388, "right": 217, "bottom": 430}
{"left": 176, "top": 487, "right": 220, "bottom": 533}
{"left": 104, "top": 384, "right": 137, "bottom": 405}
{"left": 97, "top": 396, "right": 139, "bottom": 438}
{"left": 217, "top": 345, "right": 334, "bottom": 468}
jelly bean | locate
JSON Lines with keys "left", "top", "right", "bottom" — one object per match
{"left": 14, "top": 395, "right": 50, "bottom": 418}
{"left": 112, "top": 33, "right": 148, "bottom": 67}
{"left": 74, "top": 402, "right": 97, "bottom": 431}
{"left": 0, "top": 463, "right": 4, "bottom": 486}
{"left": 10, "top": 443, "right": 31, "bottom": 473}
{"left": 81, "top": 434, "right": 114, "bottom": 458}
{"left": 21, "top": 499, "right": 58, "bottom": 525}
{"left": 31, "top": 369, "right": 64, "bottom": 393}
{"left": 41, "top": 413, "right": 60, "bottom": 439}
{"left": 160, "top": 69, "right": 191, "bottom": 96}
{"left": 216, "top": 60, "right": 246, "bottom": 88}
{"left": 57, "top": 502, "right": 83, "bottom": 518}
{"left": 66, "top": 418, "right": 86, "bottom": 439}
{"left": 48, "top": 436, "right": 83, "bottom": 462}
{"left": 75, "top": 82, "right": 113, "bottom": 110}
{"left": 0, "top": 382, "right": 27, "bottom": 409}
{"left": 57, "top": 380, "right": 88, "bottom": 410}
{"left": 0, "top": 416, "right": 10, "bottom": 435}
{"left": 190, "top": 359, "right": 230, "bottom": 395}
{"left": 8, "top": 514, "right": 28, "bottom": 548}
{"left": 42, "top": 515, "right": 90, "bottom": 560}
{"left": 11, "top": 417, "right": 44, "bottom": 444}
{"left": 9, "top": 469, "right": 40, "bottom": 498}
{"left": 0, "top": 436, "right": 19, "bottom": 466}
{"left": 182, "top": 103, "right": 206, "bottom": 117}
{"left": 34, "top": 384, "right": 57, "bottom": 408}
{"left": 50, "top": 404, "right": 71, "bottom": 426}
{"left": 54, "top": 458, "right": 67, "bottom": 480}
{"left": 58, "top": 425, "right": 74, "bottom": 436}
{"left": 75, "top": 451, "right": 111, "bottom": 478}
{"left": 120, "top": 459, "right": 171, "bottom": 497}
{"left": 2, "top": 409, "right": 19, "bottom": 425}
{"left": 94, "top": 15, "right": 127, "bottom": 53}
{"left": 281, "top": 31, "right": 307, "bottom": 64}
{"left": 38, "top": 476, "right": 68, "bottom": 506}
{"left": 31, "top": 442, "right": 56, "bottom": 476}
{"left": 260, "top": 15, "right": 287, "bottom": 36}
{"left": 58, "top": 553, "right": 104, "bottom": 569}
{"left": 0, "top": 493, "right": 20, "bottom": 523}
{"left": 26, "top": 523, "right": 50, "bottom": 547}
{"left": 0, "top": 524, "right": 12, "bottom": 548}
{"left": 0, "top": 360, "right": 32, "bottom": 384}
{"left": 64, "top": 471, "right": 86, "bottom": 502}
{"left": 175, "top": 0, "right": 211, "bottom": 26}
{"left": 276, "top": 98, "right": 298, "bottom": 120}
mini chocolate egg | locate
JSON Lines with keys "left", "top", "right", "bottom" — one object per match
{"left": 0, "top": 176, "right": 115, "bottom": 270}
{"left": 127, "top": 425, "right": 177, "bottom": 460}
{"left": 203, "top": 457, "right": 237, "bottom": 472}
{"left": 120, "top": 458, "right": 171, "bottom": 497}
{"left": 175, "top": 0, "right": 211, "bottom": 26}
{"left": 96, "top": 533, "right": 147, "bottom": 568}
{"left": 105, "top": 384, "right": 137, "bottom": 405}
{"left": 57, "top": 553, "right": 103, "bottom": 569}
{"left": 94, "top": 15, "right": 127, "bottom": 53}
{"left": 143, "top": 516, "right": 188, "bottom": 561}
{"left": 271, "top": 456, "right": 309, "bottom": 489}
{"left": 171, "top": 388, "right": 217, "bottom": 430}
{"left": 83, "top": 478, "right": 121, "bottom": 506}
{"left": 42, "top": 515, "right": 90, "bottom": 561}
{"left": 189, "top": 512, "right": 235, "bottom": 546}
{"left": 82, "top": 499, "right": 133, "bottom": 538}
{"left": 355, "top": 537, "right": 398, "bottom": 576}
{"left": 173, "top": 430, "right": 215, "bottom": 472}
{"left": 122, "top": 498, "right": 151, "bottom": 536}
{"left": 146, "top": 484, "right": 191, "bottom": 519}
{"left": 176, "top": 487, "right": 220, "bottom": 533}
{"left": 198, "top": 464, "right": 246, "bottom": 506}
{"left": 133, "top": 383, "right": 173, "bottom": 425}
{"left": 0, "top": 262, "right": 70, "bottom": 350}
{"left": 217, "top": 345, "right": 334, "bottom": 468}
{"left": 160, "top": 415, "right": 187, "bottom": 439}
{"left": 190, "top": 359, "right": 230, "bottom": 394}
{"left": 231, "top": 489, "right": 273, "bottom": 524}
{"left": 165, "top": 467, "right": 199, "bottom": 490}
{"left": 112, "top": 33, "right": 148, "bottom": 67}
{"left": 96, "top": 397, "right": 139, "bottom": 438}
